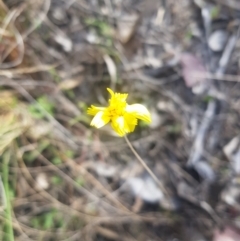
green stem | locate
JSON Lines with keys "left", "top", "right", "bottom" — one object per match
{"left": 2, "top": 150, "right": 14, "bottom": 241}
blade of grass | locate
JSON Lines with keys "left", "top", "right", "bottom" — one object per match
{"left": 0, "top": 175, "right": 7, "bottom": 212}
{"left": 2, "top": 150, "right": 14, "bottom": 241}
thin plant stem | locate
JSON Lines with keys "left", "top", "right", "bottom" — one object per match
{"left": 124, "top": 135, "right": 169, "bottom": 198}
{"left": 2, "top": 150, "right": 14, "bottom": 241}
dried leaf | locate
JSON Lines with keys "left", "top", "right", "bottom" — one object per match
{"left": 103, "top": 55, "right": 117, "bottom": 87}
{"left": 117, "top": 13, "right": 140, "bottom": 44}
{"left": 58, "top": 78, "right": 82, "bottom": 90}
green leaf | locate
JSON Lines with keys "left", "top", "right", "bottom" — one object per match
{"left": 49, "top": 68, "right": 61, "bottom": 83}
{"left": 43, "top": 212, "right": 54, "bottom": 230}
{"left": 31, "top": 217, "right": 40, "bottom": 229}
{"left": 203, "top": 95, "right": 214, "bottom": 103}
{"left": 75, "top": 177, "right": 85, "bottom": 187}
{"left": 51, "top": 176, "right": 62, "bottom": 185}
{"left": 65, "top": 150, "right": 74, "bottom": 158}
{"left": 52, "top": 157, "right": 62, "bottom": 165}
{"left": 211, "top": 6, "right": 220, "bottom": 19}
{"left": 28, "top": 96, "right": 55, "bottom": 119}
{"left": 24, "top": 140, "right": 50, "bottom": 163}
{"left": 85, "top": 18, "right": 113, "bottom": 37}
{"left": 167, "top": 124, "right": 182, "bottom": 134}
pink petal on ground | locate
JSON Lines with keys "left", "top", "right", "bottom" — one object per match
{"left": 213, "top": 227, "right": 240, "bottom": 241}
{"left": 180, "top": 53, "right": 206, "bottom": 87}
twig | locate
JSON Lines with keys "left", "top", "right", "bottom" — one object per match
{"left": 0, "top": 64, "right": 58, "bottom": 77}
{"left": 96, "top": 226, "right": 136, "bottom": 241}
{"left": 191, "top": 72, "right": 240, "bottom": 83}
{"left": 124, "top": 135, "right": 169, "bottom": 199}
{"left": 187, "top": 101, "right": 216, "bottom": 166}
{"left": 217, "top": 35, "right": 237, "bottom": 76}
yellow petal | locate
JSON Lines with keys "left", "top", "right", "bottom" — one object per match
{"left": 115, "top": 93, "right": 128, "bottom": 101}
{"left": 107, "top": 88, "right": 114, "bottom": 96}
{"left": 126, "top": 104, "right": 151, "bottom": 123}
{"left": 90, "top": 111, "right": 110, "bottom": 128}
{"left": 87, "top": 105, "right": 106, "bottom": 116}
{"left": 111, "top": 116, "right": 128, "bottom": 136}
{"left": 107, "top": 88, "right": 128, "bottom": 102}
{"left": 124, "top": 113, "right": 137, "bottom": 132}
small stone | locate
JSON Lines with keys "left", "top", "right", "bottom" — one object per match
{"left": 157, "top": 100, "right": 175, "bottom": 112}
{"left": 208, "top": 30, "right": 228, "bottom": 52}
{"left": 193, "top": 161, "right": 215, "bottom": 182}
{"left": 54, "top": 34, "right": 72, "bottom": 52}
{"left": 127, "top": 177, "right": 164, "bottom": 203}
{"left": 36, "top": 173, "right": 49, "bottom": 190}
{"left": 86, "top": 30, "right": 100, "bottom": 44}
{"left": 95, "top": 163, "right": 117, "bottom": 178}
{"left": 149, "top": 110, "right": 162, "bottom": 129}
{"left": 52, "top": 7, "right": 66, "bottom": 22}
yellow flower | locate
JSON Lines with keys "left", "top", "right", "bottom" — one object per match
{"left": 87, "top": 88, "right": 151, "bottom": 136}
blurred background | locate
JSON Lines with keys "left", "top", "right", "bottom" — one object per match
{"left": 0, "top": 0, "right": 240, "bottom": 240}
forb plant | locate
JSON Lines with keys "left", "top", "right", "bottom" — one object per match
{"left": 87, "top": 88, "right": 168, "bottom": 197}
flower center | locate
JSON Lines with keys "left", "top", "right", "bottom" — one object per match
{"left": 108, "top": 102, "right": 126, "bottom": 118}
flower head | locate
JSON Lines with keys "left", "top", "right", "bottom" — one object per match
{"left": 87, "top": 88, "right": 151, "bottom": 136}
